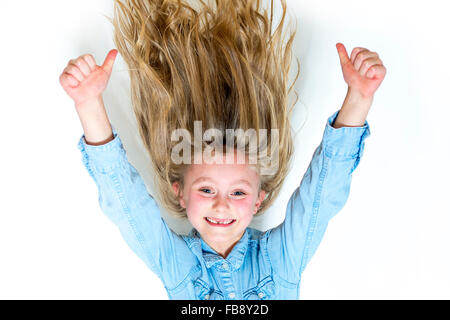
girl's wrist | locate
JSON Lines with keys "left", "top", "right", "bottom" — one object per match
{"left": 333, "top": 87, "right": 373, "bottom": 128}
{"left": 347, "top": 86, "right": 374, "bottom": 102}
{"left": 75, "top": 96, "right": 104, "bottom": 111}
{"left": 75, "top": 97, "right": 114, "bottom": 145}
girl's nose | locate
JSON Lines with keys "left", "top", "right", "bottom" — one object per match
{"left": 212, "top": 195, "right": 230, "bottom": 212}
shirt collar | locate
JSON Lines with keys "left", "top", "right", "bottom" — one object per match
{"left": 185, "top": 228, "right": 249, "bottom": 271}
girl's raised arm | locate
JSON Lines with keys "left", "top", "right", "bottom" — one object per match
{"left": 266, "top": 43, "right": 384, "bottom": 285}
{"left": 77, "top": 127, "right": 197, "bottom": 289}
{"left": 266, "top": 109, "right": 371, "bottom": 284}
{"left": 60, "top": 50, "right": 196, "bottom": 289}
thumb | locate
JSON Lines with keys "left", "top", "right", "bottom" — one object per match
{"left": 101, "top": 49, "right": 118, "bottom": 76}
{"left": 336, "top": 43, "right": 351, "bottom": 66}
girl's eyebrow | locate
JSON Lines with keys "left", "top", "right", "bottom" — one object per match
{"left": 192, "top": 177, "right": 252, "bottom": 188}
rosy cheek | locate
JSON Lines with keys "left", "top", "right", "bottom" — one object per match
{"left": 186, "top": 193, "right": 208, "bottom": 218}
{"left": 232, "top": 198, "right": 254, "bottom": 214}
{"left": 233, "top": 199, "right": 250, "bottom": 209}
{"left": 190, "top": 193, "right": 208, "bottom": 206}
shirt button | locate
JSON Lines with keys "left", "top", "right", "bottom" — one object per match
{"left": 204, "top": 294, "right": 210, "bottom": 300}
{"left": 222, "top": 263, "right": 229, "bottom": 270}
{"left": 258, "top": 292, "right": 265, "bottom": 298}
{"left": 228, "top": 292, "right": 235, "bottom": 299}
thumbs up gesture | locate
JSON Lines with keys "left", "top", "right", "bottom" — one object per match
{"left": 336, "top": 43, "right": 386, "bottom": 99}
{"left": 59, "top": 49, "right": 119, "bottom": 106}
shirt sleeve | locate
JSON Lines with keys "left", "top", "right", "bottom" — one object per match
{"left": 76, "top": 126, "right": 197, "bottom": 289}
{"left": 266, "top": 109, "right": 371, "bottom": 283}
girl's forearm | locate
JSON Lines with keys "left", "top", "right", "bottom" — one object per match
{"left": 332, "top": 87, "right": 373, "bottom": 128}
{"left": 75, "top": 97, "right": 114, "bottom": 146}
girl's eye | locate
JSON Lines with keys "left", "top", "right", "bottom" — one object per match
{"left": 200, "top": 189, "right": 245, "bottom": 196}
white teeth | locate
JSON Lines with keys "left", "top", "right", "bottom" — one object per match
{"left": 206, "top": 217, "right": 234, "bottom": 225}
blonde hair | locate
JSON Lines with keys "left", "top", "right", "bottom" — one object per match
{"left": 108, "top": 0, "right": 300, "bottom": 218}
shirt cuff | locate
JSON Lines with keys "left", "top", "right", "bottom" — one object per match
{"left": 77, "top": 125, "right": 127, "bottom": 173}
{"left": 322, "top": 109, "right": 371, "bottom": 158}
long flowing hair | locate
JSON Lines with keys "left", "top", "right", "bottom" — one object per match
{"left": 108, "top": 0, "right": 300, "bottom": 218}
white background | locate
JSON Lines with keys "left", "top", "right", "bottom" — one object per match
{"left": 0, "top": 0, "right": 448, "bottom": 299}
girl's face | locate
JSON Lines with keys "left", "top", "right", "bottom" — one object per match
{"left": 172, "top": 148, "right": 266, "bottom": 258}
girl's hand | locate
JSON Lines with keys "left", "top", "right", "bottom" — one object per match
{"left": 336, "top": 43, "right": 386, "bottom": 99}
{"left": 59, "top": 49, "right": 118, "bottom": 106}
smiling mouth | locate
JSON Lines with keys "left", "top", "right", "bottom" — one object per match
{"left": 204, "top": 217, "right": 236, "bottom": 227}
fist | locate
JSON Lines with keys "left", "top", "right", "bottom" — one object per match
{"left": 336, "top": 43, "right": 386, "bottom": 99}
{"left": 59, "top": 49, "right": 118, "bottom": 105}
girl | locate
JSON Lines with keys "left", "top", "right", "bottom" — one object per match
{"left": 60, "top": 0, "right": 386, "bottom": 299}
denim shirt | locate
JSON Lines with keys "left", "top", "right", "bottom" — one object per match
{"left": 76, "top": 109, "right": 370, "bottom": 300}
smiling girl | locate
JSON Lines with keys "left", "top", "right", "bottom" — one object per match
{"left": 60, "top": 0, "right": 385, "bottom": 299}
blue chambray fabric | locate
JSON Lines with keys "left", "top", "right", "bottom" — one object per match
{"left": 76, "top": 109, "right": 371, "bottom": 300}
